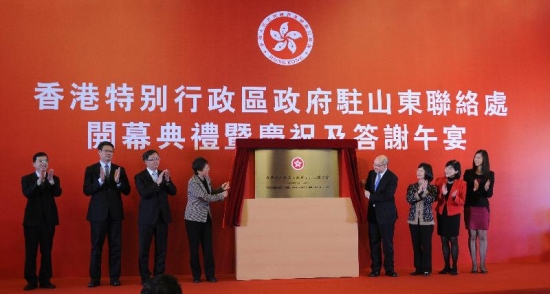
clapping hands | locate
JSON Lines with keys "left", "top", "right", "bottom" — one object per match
{"left": 474, "top": 179, "right": 491, "bottom": 191}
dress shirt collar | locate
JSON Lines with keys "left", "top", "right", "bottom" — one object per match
{"left": 100, "top": 161, "right": 110, "bottom": 169}
{"left": 147, "top": 168, "right": 158, "bottom": 177}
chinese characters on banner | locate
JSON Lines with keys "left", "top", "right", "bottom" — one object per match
{"left": 34, "top": 82, "right": 508, "bottom": 151}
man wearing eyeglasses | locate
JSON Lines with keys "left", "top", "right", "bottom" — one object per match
{"left": 21, "top": 152, "right": 62, "bottom": 290}
{"left": 83, "top": 141, "right": 131, "bottom": 287}
{"left": 364, "top": 155, "right": 399, "bottom": 278}
{"left": 134, "top": 150, "right": 177, "bottom": 285}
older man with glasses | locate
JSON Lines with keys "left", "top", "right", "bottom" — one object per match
{"left": 363, "top": 155, "right": 399, "bottom": 278}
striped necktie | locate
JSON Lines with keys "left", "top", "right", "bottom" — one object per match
{"left": 104, "top": 164, "right": 110, "bottom": 182}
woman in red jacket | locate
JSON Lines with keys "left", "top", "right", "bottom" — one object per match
{"left": 434, "top": 160, "right": 466, "bottom": 275}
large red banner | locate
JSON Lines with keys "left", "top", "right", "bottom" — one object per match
{"left": 1, "top": 1, "right": 549, "bottom": 278}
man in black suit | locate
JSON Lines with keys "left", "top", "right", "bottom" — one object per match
{"left": 83, "top": 141, "right": 130, "bottom": 287}
{"left": 364, "top": 155, "right": 399, "bottom": 277}
{"left": 21, "top": 152, "right": 62, "bottom": 290}
{"left": 134, "top": 150, "right": 177, "bottom": 285}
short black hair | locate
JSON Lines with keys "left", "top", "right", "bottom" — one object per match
{"left": 417, "top": 162, "right": 434, "bottom": 182}
{"left": 33, "top": 152, "right": 48, "bottom": 162}
{"left": 97, "top": 141, "right": 114, "bottom": 151}
{"left": 141, "top": 274, "right": 182, "bottom": 294}
{"left": 192, "top": 157, "right": 208, "bottom": 175}
{"left": 445, "top": 159, "right": 462, "bottom": 179}
{"left": 142, "top": 150, "right": 158, "bottom": 161}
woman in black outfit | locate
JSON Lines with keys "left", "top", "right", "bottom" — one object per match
{"left": 463, "top": 150, "right": 494, "bottom": 274}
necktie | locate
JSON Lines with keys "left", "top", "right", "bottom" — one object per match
{"left": 104, "top": 164, "right": 110, "bottom": 182}
{"left": 374, "top": 173, "right": 381, "bottom": 190}
{"left": 152, "top": 171, "right": 158, "bottom": 182}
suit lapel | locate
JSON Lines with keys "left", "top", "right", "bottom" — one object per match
{"left": 95, "top": 163, "right": 102, "bottom": 178}
{"left": 449, "top": 180, "right": 461, "bottom": 197}
{"left": 147, "top": 169, "right": 157, "bottom": 183}
{"left": 375, "top": 171, "right": 387, "bottom": 191}
{"left": 372, "top": 169, "right": 390, "bottom": 191}
{"left": 193, "top": 175, "right": 209, "bottom": 194}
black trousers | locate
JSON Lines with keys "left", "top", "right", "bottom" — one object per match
{"left": 185, "top": 215, "right": 215, "bottom": 279}
{"left": 89, "top": 217, "right": 122, "bottom": 281}
{"left": 409, "top": 224, "right": 434, "bottom": 273}
{"left": 369, "top": 222, "right": 395, "bottom": 272}
{"left": 24, "top": 224, "right": 55, "bottom": 285}
{"left": 138, "top": 217, "right": 168, "bottom": 281}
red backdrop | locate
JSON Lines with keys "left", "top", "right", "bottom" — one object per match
{"left": 1, "top": 0, "right": 549, "bottom": 279}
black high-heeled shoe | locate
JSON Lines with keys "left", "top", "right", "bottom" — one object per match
{"left": 450, "top": 266, "right": 458, "bottom": 275}
{"left": 438, "top": 267, "right": 451, "bottom": 274}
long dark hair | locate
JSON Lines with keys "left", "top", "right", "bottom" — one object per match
{"left": 472, "top": 149, "right": 491, "bottom": 179}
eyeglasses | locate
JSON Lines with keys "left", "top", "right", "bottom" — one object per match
{"left": 373, "top": 163, "right": 385, "bottom": 167}
{"left": 101, "top": 149, "right": 114, "bottom": 153}
{"left": 37, "top": 160, "right": 49, "bottom": 163}
{"left": 147, "top": 157, "right": 161, "bottom": 162}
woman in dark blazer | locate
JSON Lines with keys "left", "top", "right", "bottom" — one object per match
{"left": 463, "top": 150, "right": 494, "bottom": 274}
{"left": 434, "top": 160, "right": 466, "bottom": 275}
{"left": 406, "top": 163, "right": 437, "bottom": 276}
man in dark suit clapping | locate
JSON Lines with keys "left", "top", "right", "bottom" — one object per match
{"left": 364, "top": 155, "right": 399, "bottom": 278}
{"left": 83, "top": 141, "right": 130, "bottom": 287}
{"left": 21, "top": 152, "right": 62, "bottom": 290}
{"left": 134, "top": 150, "right": 177, "bottom": 285}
